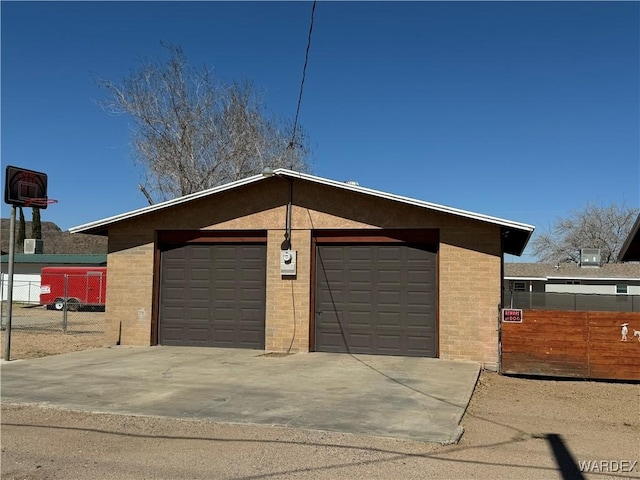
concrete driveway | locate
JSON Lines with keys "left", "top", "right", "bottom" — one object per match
{"left": 1, "top": 346, "right": 480, "bottom": 444}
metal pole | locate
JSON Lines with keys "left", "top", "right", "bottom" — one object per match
{"left": 63, "top": 274, "right": 68, "bottom": 333}
{"left": 4, "top": 205, "right": 16, "bottom": 361}
{"left": 0, "top": 273, "right": 5, "bottom": 328}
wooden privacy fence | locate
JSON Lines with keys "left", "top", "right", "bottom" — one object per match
{"left": 500, "top": 310, "right": 640, "bottom": 381}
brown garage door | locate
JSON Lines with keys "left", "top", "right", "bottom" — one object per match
{"left": 315, "top": 244, "right": 437, "bottom": 357}
{"left": 159, "top": 243, "right": 266, "bottom": 348}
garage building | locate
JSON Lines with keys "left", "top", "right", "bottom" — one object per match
{"left": 70, "top": 170, "right": 533, "bottom": 369}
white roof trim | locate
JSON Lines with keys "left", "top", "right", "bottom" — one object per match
{"left": 506, "top": 275, "right": 640, "bottom": 281}
{"left": 546, "top": 276, "right": 640, "bottom": 282}
{"left": 504, "top": 276, "right": 546, "bottom": 281}
{"left": 70, "top": 168, "right": 535, "bottom": 234}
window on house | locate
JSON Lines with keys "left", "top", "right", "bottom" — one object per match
{"left": 513, "top": 282, "right": 526, "bottom": 292}
{"left": 616, "top": 284, "right": 628, "bottom": 294}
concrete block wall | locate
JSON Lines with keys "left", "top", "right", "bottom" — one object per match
{"left": 105, "top": 230, "right": 155, "bottom": 346}
{"left": 264, "top": 229, "right": 311, "bottom": 353}
{"left": 438, "top": 224, "right": 502, "bottom": 368}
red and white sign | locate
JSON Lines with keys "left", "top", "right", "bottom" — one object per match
{"left": 502, "top": 308, "right": 523, "bottom": 323}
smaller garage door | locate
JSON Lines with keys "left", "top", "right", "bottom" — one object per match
{"left": 159, "top": 243, "right": 266, "bottom": 348}
{"left": 315, "top": 244, "right": 437, "bottom": 357}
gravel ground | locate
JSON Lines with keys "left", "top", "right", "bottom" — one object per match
{"left": 1, "top": 320, "right": 639, "bottom": 479}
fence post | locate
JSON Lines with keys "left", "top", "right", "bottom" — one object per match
{"left": 0, "top": 273, "right": 4, "bottom": 328}
{"left": 62, "top": 274, "right": 68, "bottom": 333}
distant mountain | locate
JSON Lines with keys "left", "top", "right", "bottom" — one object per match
{"left": 0, "top": 219, "right": 107, "bottom": 255}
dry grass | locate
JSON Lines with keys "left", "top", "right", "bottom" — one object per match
{"left": 1, "top": 304, "right": 106, "bottom": 360}
{"left": 1, "top": 329, "right": 105, "bottom": 360}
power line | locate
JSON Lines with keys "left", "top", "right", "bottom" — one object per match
{"left": 288, "top": 0, "right": 316, "bottom": 155}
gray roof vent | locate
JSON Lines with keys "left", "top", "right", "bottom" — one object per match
{"left": 344, "top": 180, "right": 359, "bottom": 186}
{"left": 580, "top": 248, "right": 601, "bottom": 267}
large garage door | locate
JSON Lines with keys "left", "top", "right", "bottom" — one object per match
{"left": 315, "top": 244, "right": 437, "bottom": 357}
{"left": 159, "top": 243, "right": 266, "bottom": 348}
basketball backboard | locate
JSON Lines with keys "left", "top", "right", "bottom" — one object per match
{"left": 4, "top": 166, "right": 49, "bottom": 208}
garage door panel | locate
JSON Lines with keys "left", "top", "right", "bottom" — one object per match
{"left": 213, "top": 308, "right": 236, "bottom": 321}
{"left": 407, "top": 292, "right": 432, "bottom": 307}
{"left": 240, "top": 308, "right": 263, "bottom": 322}
{"left": 316, "top": 331, "right": 343, "bottom": 346}
{"left": 190, "top": 267, "right": 210, "bottom": 280}
{"left": 159, "top": 243, "right": 266, "bottom": 349}
{"left": 321, "top": 269, "right": 344, "bottom": 283}
{"left": 350, "top": 291, "right": 372, "bottom": 304}
{"left": 163, "top": 266, "right": 186, "bottom": 281}
{"left": 377, "top": 247, "right": 402, "bottom": 260}
{"left": 186, "top": 306, "right": 209, "bottom": 318}
{"left": 241, "top": 268, "right": 265, "bottom": 282}
{"left": 318, "top": 290, "right": 343, "bottom": 304}
{"left": 215, "top": 287, "right": 237, "bottom": 301}
{"left": 161, "top": 326, "right": 183, "bottom": 340}
{"left": 188, "top": 288, "right": 210, "bottom": 300}
{"left": 316, "top": 244, "right": 437, "bottom": 357}
{"left": 407, "top": 335, "right": 434, "bottom": 352}
{"left": 190, "top": 245, "right": 212, "bottom": 259}
{"left": 239, "top": 329, "right": 263, "bottom": 341}
{"left": 378, "top": 270, "right": 402, "bottom": 283}
{"left": 163, "top": 287, "right": 187, "bottom": 302}
{"left": 378, "top": 290, "right": 402, "bottom": 304}
{"left": 377, "top": 335, "right": 401, "bottom": 350}
{"left": 241, "top": 286, "right": 264, "bottom": 298}
{"left": 348, "top": 332, "right": 373, "bottom": 347}
{"left": 378, "top": 312, "right": 402, "bottom": 326}
{"left": 348, "top": 270, "right": 372, "bottom": 283}
{"left": 406, "top": 312, "right": 433, "bottom": 327}
{"left": 348, "top": 311, "right": 373, "bottom": 326}
{"left": 214, "top": 268, "right": 236, "bottom": 281}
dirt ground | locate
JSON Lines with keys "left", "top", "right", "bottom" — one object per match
{"left": 1, "top": 325, "right": 639, "bottom": 479}
{"left": 0, "top": 304, "right": 105, "bottom": 359}
{"left": 0, "top": 329, "right": 105, "bottom": 360}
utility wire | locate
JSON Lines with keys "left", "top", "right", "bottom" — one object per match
{"left": 287, "top": 0, "right": 316, "bottom": 156}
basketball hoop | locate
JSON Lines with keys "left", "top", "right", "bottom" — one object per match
{"left": 24, "top": 198, "right": 58, "bottom": 208}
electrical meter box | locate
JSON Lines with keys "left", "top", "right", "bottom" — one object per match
{"left": 280, "top": 250, "right": 297, "bottom": 276}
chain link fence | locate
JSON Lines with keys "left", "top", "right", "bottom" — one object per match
{"left": 504, "top": 290, "right": 640, "bottom": 312}
{"left": 0, "top": 272, "right": 105, "bottom": 333}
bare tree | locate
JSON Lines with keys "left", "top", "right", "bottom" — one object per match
{"left": 532, "top": 203, "right": 639, "bottom": 264}
{"left": 95, "top": 44, "right": 310, "bottom": 201}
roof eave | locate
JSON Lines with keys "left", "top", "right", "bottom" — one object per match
{"left": 618, "top": 214, "right": 640, "bottom": 262}
{"left": 69, "top": 169, "right": 535, "bottom": 253}
{"left": 69, "top": 174, "right": 267, "bottom": 235}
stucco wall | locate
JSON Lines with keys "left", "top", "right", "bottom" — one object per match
{"left": 103, "top": 178, "right": 502, "bottom": 366}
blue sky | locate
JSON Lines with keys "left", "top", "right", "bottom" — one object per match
{"left": 2, "top": 1, "right": 639, "bottom": 261}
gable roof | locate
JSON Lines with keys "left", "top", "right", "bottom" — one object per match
{"left": 69, "top": 169, "right": 535, "bottom": 256}
{"left": 505, "top": 262, "right": 640, "bottom": 281}
{"left": 619, "top": 213, "right": 640, "bottom": 262}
